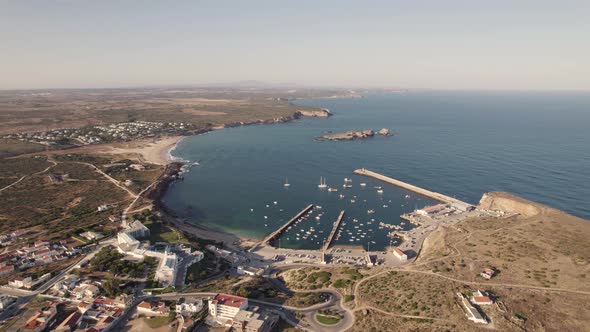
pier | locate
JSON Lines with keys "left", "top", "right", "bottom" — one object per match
{"left": 260, "top": 204, "right": 314, "bottom": 247}
{"left": 354, "top": 168, "right": 464, "bottom": 204}
{"left": 322, "top": 210, "right": 345, "bottom": 251}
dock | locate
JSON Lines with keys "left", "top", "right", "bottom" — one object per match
{"left": 260, "top": 204, "right": 314, "bottom": 247}
{"left": 354, "top": 168, "right": 463, "bottom": 204}
{"left": 322, "top": 210, "right": 345, "bottom": 251}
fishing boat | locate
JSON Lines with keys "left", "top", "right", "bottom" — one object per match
{"left": 318, "top": 176, "right": 327, "bottom": 188}
{"left": 284, "top": 178, "right": 290, "bottom": 187}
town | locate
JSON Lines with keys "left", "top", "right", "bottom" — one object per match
{"left": 1, "top": 121, "right": 197, "bottom": 146}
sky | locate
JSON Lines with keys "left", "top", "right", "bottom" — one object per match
{"left": 1, "top": 0, "right": 589, "bottom": 90}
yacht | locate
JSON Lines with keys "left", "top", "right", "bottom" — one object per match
{"left": 284, "top": 178, "right": 290, "bottom": 187}
{"left": 318, "top": 176, "right": 327, "bottom": 188}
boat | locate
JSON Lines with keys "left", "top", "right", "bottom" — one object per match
{"left": 343, "top": 184, "right": 352, "bottom": 188}
{"left": 315, "top": 216, "right": 321, "bottom": 220}
{"left": 383, "top": 204, "right": 388, "bottom": 208}
{"left": 284, "top": 178, "right": 290, "bottom": 187}
{"left": 339, "top": 194, "right": 345, "bottom": 199}
{"left": 404, "top": 194, "right": 410, "bottom": 199}
{"left": 318, "top": 176, "right": 327, "bottom": 188}
{"left": 273, "top": 201, "right": 278, "bottom": 205}
{"left": 350, "top": 199, "right": 356, "bottom": 203}
{"left": 328, "top": 187, "right": 338, "bottom": 192}
{"left": 264, "top": 224, "right": 268, "bottom": 227}
{"left": 367, "top": 209, "right": 375, "bottom": 214}
{"left": 377, "top": 189, "right": 384, "bottom": 194}
{"left": 264, "top": 216, "right": 268, "bottom": 219}
{"left": 374, "top": 186, "right": 382, "bottom": 189}
{"left": 344, "top": 178, "right": 352, "bottom": 182}
{"left": 360, "top": 183, "right": 367, "bottom": 186}
{"left": 250, "top": 208, "right": 254, "bottom": 212}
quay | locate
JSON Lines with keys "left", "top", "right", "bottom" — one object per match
{"left": 254, "top": 204, "right": 314, "bottom": 250}
{"left": 354, "top": 168, "right": 464, "bottom": 204}
{"left": 322, "top": 210, "right": 345, "bottom": 252}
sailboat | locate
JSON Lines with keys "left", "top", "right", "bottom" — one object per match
{"left": 284, "top": 178, "right": 290, "bottom": 187}
{"left": 318, "top": 176, "right": 327, "bottom": 188}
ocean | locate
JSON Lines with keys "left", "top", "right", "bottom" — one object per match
{"left": 162, "top": 91, "right": 590, "bottom": 250}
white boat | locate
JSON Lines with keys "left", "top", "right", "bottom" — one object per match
{"left": 284, "top": 178, "right": 290, "bottom": 187}
{"left": 405, "top": 194, "right": 410, "bottom": 198}
{"left": 374, "top": 186, "right": 382, "bottom": 189}
{"left": 250, "top": 208, "right": 254, "bottom": 212}
{"left": 264, "top": 224, "right": 268, "bottom": 227}
{"left": 328, "top": 187, "right": 338, "bottom": 192}
{"left": 264, "top": 216, "right": 268, "bottom": 219}
{"left": 315, "top": 216, "right": 321, "bottom": 220}
{"left": 367, "top": 209, "right": 375, "bottom": 214}
{"left": 318, "top": 176, "right": 327, "bottom": 188}
{"left": 273, "top": 201, "right": 278, "bottom": 205}
{"left": 344, "top": 178, "right": 352, "bottom": 182}
{"left": 339, "top": 194, "right": 345, "bottom": 199}
{"left": 377, "top": 189, "right": 384, "bottom": 194}
{"left": 383, "top": 204, "right": 388, "bottom": 208}
{"left": 350, "top": 199, "right": 356, "bottom": 203}
{"left": 343, "top": 184, "right": 352, "bottom": 188}
{"left": 360, "top": 183, "right": 367, "bottom": 186}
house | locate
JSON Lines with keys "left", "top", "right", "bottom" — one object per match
{"left": 237, "top": 266, "right": 263, "bottom": 276}
{"left": 416, "top": 204, "right": 448, "bottom": 216}
{"left": 21, "top": 302, "right": 58, "bottom": 332}
{"left": 137, "top": 301, "right": 170, "bottom": 316}
{"left": 393, "top": 247, "right": 407, "bottom": 261}
{"left": 176, "top": 298, "right": 204, "bottom": 315}
{"left": 0, "top": 295, "right": 15, "bottom": 310}
{"left": 471, "top": 290, "right": 494, "bottom": 305}
{"left": 232, "top": 309, "right": 278, "bottom": 332}
{"left": 457, "top": 293, "right": 487, "bottom": 324}
{"left": 208, "top": 294, "right": 248, "bottom": 324}
{"left": 97, "top": 205, "right": 110, "bottom": 212}
{"left": 129, "top": 164, "right": 146, "bottom": 171}
{"left": 0, "top": 265, "right": 14, "bottom": 276}
{"left": 480, "top": 268, "right": 495, "bottom": 280}
{"left": 54, "top": 310, "right": 82, "bottom": 332}
{"left": 80, "top": 231, "right": 103, "bottom": 241}
{"left": 8, "top": 276, "right": 32, "bottom": 289}
{"left": 72, "top": 283, "right": 100, "bottom": 300}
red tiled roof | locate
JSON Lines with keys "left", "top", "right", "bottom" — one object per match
{"left": 473, "top": 296, "right": 492, "bottom": 303}
{"left": 213, "top": 294, "right": 247, "bottom": 308}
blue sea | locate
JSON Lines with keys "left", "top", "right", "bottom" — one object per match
{"left": 162, "top": 91, "right": 590, "bottom": 250}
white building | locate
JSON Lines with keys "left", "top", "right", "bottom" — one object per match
{"left": 237, "top": 266, "right": 263, "bottom": 276}
{"left": 457, "top": 293, "right": 487, "bottom": 324}
{"left": 8, "top": 276, "right": 32, "bottom": 289}
{"left": 416, "top": 204, "right": 447, "bottom": 216}
{"left": 208, "top": 294, "right": 248, "bottom": 325}
{"left": 393, "top": 247, "right": 408, "bottom": 261}
{"left": 154, "top": 253, "right": 178, "bottom": 287}
{"left": 0, "top": 295, "right": 15, "bottom": 310}
{"left": 176, "top": 299, "right": 204, "bottom": 315}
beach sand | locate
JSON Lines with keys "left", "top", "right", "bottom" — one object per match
{"left": 105, "top": 136, "right": 183, "bottom": 165}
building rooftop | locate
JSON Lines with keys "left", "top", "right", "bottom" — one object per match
{"left": 212, "top": 294, "right": 247, "bottom": 308}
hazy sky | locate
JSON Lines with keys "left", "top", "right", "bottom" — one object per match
{"left": 1, "top": 0, "right": 589, "bottom": 90}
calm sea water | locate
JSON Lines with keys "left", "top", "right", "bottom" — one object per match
{"left": 163, "top": 91, "right": 590, "bottom": 250}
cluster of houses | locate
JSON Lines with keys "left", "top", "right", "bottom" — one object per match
{"left": 116, "top": 219, "right": 204, "bottom": 287}
{"left": 457, "top": 290, "right": 495, "bottom": 325}
{"left": 21, "top": 295, "right": 131, "bottom": 332}
{"left": 2, "top": 121, "right": 195, "bottom": 146}
{"left": 0, "top": 239, "right": 77, "bottom": 277}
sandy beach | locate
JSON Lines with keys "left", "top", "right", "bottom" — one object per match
{"left": 107, "top": 136, "right": 183, "bottom": 165}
